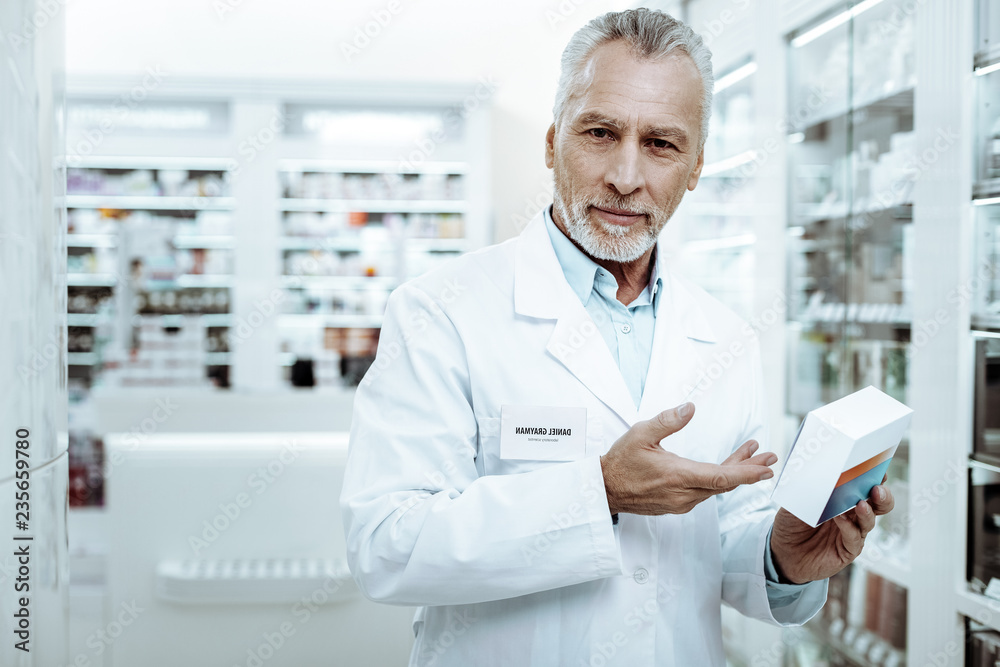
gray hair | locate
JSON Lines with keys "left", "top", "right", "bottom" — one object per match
{"left": 553, "top": 8, "right": 714, "bottom": 152}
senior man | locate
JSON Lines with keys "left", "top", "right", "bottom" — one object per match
{"left": 341, "top": 8, "right": 893, "bottom": 666}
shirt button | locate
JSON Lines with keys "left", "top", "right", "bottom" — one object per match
{"left": 633, "top": 568, "right": 648, "bottom": 584}
{"left": 621, "top": 323, "right": 631, "bottom": 334}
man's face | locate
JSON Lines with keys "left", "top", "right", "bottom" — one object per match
{"left": 545, "top": 40, "right": 705, "bottom": 263}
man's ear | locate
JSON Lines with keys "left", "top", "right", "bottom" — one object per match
{"left": 687, "top": 147, "right": 704, "bottom": 191}
{"left": 545, "top": 124, "right": 556, "bottom": 169}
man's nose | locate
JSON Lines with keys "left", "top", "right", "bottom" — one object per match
{"left": 604, "top": 141, "right": 645, "bottom": 196}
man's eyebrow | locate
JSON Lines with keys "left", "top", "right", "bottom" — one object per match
{"left": 574, "top": 112, "right": 625, "bottom": 131}
{"left": 642, "top": 125, "right": 690, "bottom": 148}
{"left": 573, "top": 112, "right": 690, "bottom": 148}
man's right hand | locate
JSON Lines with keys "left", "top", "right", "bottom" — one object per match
{"left": 599, "top": 402, "right": 777, "bottom": 516}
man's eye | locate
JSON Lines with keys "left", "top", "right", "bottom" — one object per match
{"left": 651, "top": 139, "right": 673, "bottom": 150}
{"left": 589, "top": 128, "right": 610, "bottom": 139}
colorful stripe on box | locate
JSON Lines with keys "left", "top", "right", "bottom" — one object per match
{"left": 817, "top": 446, "right": 895, "bottom": 524}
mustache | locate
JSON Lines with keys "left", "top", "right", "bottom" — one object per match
{"left": 582, "top": 195, "right": 653, "bottom": 217}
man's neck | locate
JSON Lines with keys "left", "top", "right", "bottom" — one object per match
{"left": 550, "top": 205, "right": 654, "bottom": 306}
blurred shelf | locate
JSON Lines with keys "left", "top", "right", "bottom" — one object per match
{"left": 172, "top": 235, "right": 234, "bottom": 249}
{"left": 68, "top": 353, "right": 98, "bottom": 366}
{"left": 67, "top": 313, "right": 108, "bottom": 327}
{"left": 793, "top": 85, "right": 914, "bottom": 134}
{"left": 67, "top": 156, "right": 234, "bottom": 171}
{"left": 67, "top": 195, "right": 235, "bottom": 210}
{"left": 280, "top": 275, "right": 397, "bottom": 290}
{"left": 279, "top": 236, "right": 467, "bottom": 252}
{"left": 972, "top": 321, "right": 1000, "bottom": 336}
{"left": 204, "top": 353, "right": 231, "bottom": 365}
{"left": 700, "top": 149, "right": 759, "bottom": 177}
{"left": 853, "top": 554, "right": 910, "bottom": 590}
{"left": 67, "top": 233, "right": 117, "bottom": 248}
{"left": 955, "top": 589, "right": 1000, "bottom": 633}
{"left": 277, "top": 159, "right": 468, "bottom": 175}
{"left": 278, "top": 314, "right": 384, "bottom": 328}
{"left": 279, "top": 198, "right": 465, "bottom": 214}
{"left": 173, "top": 275, "right": 233, "bottom": 288}
{"left": 792, "top": 200, "right": 911, "bottom": 225}
{"left": 135, "top": 314, "right": 231, "bottom": 327}
{"left": 68, "top": 273, "right": 117, "bottom": 287}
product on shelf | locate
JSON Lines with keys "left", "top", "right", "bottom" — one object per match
{"left": 280, "top": 169, "right": 465, "bottom": 201}
{"left": 67, "top": 166, "right": 230, "bottom": 198}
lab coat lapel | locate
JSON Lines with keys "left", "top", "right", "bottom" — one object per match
{"left": 638, "top": 267, "right": 718, "bottom": 421}
{"left": 514, "top": 211, "right": 639, "bottom": 427}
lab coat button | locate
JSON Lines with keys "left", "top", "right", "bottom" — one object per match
{"left": 621, "top": 323, "right": 632, "bottom": 334}
{"left": 633, "top": 567, "right": 648, "bottom": 584}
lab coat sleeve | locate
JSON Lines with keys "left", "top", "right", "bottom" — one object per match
{"left": 340, "top": 282, "right": 624, "bottom": 607}
{"left": 714, "top": 333, "right": 828, "bottom": 626}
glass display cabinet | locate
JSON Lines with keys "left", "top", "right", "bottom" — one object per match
{"left": 784, "top": 1, "right": 916, "bottom": 664}
{"left": 675, "top": 60, "right": 758, "bottom": 320}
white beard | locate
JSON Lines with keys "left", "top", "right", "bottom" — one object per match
{"left": 553, "top": 192, "right": 664, "bottom": 263}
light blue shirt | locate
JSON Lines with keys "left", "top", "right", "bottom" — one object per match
{"left": 543, "top": 205, "right": 808, "bottom": 610}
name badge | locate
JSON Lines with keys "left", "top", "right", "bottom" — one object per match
{"left": 499, "top": 405, "right": 587, "bottom": 461}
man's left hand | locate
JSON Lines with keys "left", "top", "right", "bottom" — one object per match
{"left": 769, "top": 476, "right": 895, "bottom": 585}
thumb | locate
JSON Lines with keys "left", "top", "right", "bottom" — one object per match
{"left": 632, "top": 403, "right": 695, "bottom": 446}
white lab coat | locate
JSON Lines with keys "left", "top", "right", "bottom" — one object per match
{"left": 340, "top": 210, "right": 827, "bottom": 666}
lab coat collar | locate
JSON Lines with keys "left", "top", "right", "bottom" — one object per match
{"left": 513, "top": 209, "right": 717, "bottom": 426}
{"left": 514, "top": 209, "right": 716, "bottom": 342}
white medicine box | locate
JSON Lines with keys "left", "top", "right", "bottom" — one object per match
{"left": 771, "top": 386, "right": 913, "bottom": 528}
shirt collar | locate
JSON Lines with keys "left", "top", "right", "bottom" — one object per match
{"left": 543, "top": 204, "right": 664, "bottom": 313}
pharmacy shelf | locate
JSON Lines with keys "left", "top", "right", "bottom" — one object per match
{"left": 280, "top": 275, "right": 397, "bottom": 290}
{"left": 172, "top": 235, "right": 234, "bottom": 249}
{"left": 68, "top": 156, "right": 233, "bottom": 171}
{"left": 278, "top": 314, "right": 384, "bottom": 329}
{"left": 792, "top": 85, "right": 915, "bottom": 134}
{"left": 955, "top": 589, "right": 1000, "bottom": 633}
{"left": 204, "top": 353, "right": 231, "bottom": 365}
{"left": 68, "top": 273, "right": 117, "bottom": 287}
{"left": 853, "top": 553, "right": 911, "bottom": 590}
{"left": 68, "top": 353, "right": 98, "bottom": 366}
{"left": 66, "top": 195, "right": 235, "bottom": 210}
{"left": 279, "top": 236, "right": 467, "bottom": 252}
{"left": 67, "top": 314, "right": 109, "bottom": 327}
{"left": 279, "top": 198, "right": 465, "bottom": 214}
{"left": 135, "top": 314, "right": 232, "bottom": 327}
{"left": 67, "top": 234, "right": 117, "bottom": 248}
{"left": 173, "top": 275, "right": 233, "bottom": 288}
{"left": 277, "top": 159, "right": 468, "bottom": 175}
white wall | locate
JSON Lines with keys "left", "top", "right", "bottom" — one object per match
{"left": 65, "top": 0, "right": 642, "bottom": 242}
